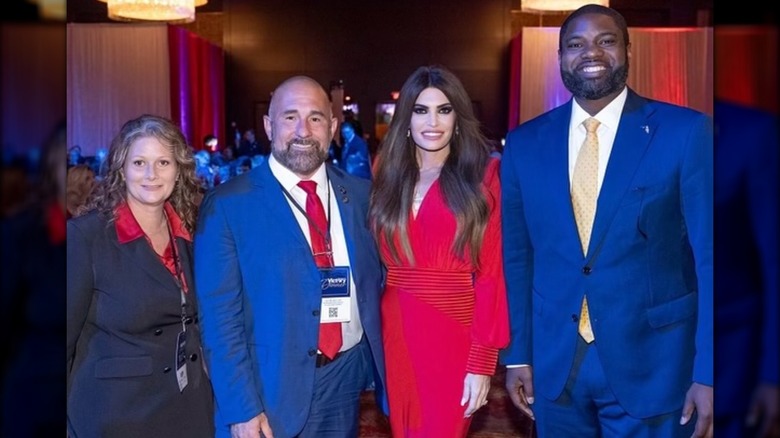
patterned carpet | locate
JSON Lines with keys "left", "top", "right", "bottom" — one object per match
{"left": 359, "top": 368, "right": 535, "bottom": 437}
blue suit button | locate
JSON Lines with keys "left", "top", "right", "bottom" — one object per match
{"left": 582, "top": 266, "right": 592, "bottom": 275}
{"left": 312, "top": 309, "right": 320, "bottom": 317}
{"left": 308, "top": 349, "right": 317, "bottom": 357}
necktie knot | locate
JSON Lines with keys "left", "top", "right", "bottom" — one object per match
{"left": 583, "top": 117, "right": 600, "bottom": 134}
{"left": 298, "top": 180, "right": 317, "bottom": 195}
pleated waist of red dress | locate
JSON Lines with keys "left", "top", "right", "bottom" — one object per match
{"left": 385, "top": 266, "right": 474, "bottom": 291}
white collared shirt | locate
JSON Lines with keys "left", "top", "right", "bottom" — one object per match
{"left": 568, "top": 87, "right": 629, "bottom": 192}
{"left": 268, "top": 154, "right": 363, "bottom": 352}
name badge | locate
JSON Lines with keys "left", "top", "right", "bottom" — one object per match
{"left": 175, "top": 331, "right": 188, "bottom": 392}
{"left": 320, "top": 266, "right": 351, "bottom": 323}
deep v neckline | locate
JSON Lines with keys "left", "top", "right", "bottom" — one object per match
{"left": 412, "top": 178, "right": 440, "bottom": 221}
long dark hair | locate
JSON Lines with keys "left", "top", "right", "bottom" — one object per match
{"left": 370, "top": 65, "right": 491, "bottom": 266}
{"left": 86, "top": 114, "right": 200, "bottom": 233}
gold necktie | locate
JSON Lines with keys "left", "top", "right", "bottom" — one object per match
{"left": 572, "top": 117, "right": 600, "bottom": 343}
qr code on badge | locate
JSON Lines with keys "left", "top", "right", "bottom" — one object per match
{"left": 329, "top": 308, "right": 338, "bottom": 318}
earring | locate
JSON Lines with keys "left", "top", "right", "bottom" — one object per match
{"left": 406, "top": 129, "right": 410, "bottom": 138}
{"left": 455, "top": 126, "right": 460, "bottom": 136}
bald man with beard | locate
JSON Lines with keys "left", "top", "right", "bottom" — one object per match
{"left": 194, "top": 76, "right": 387, "bottom": 438}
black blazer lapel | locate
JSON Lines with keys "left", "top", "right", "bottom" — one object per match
{"left": 113, "top": 236, "right": 181, "bottom": 293}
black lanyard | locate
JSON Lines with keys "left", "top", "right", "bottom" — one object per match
{"left": 164, "top": 212, "right": 189, "bottom": 332}
{"left": 279, "top": 175, "right": 333, "bottom": 251}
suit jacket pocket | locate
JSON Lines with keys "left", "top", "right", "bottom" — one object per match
{"left": 646, "top": 292, "right": 697, "bottom": 328}
{"left": 94, "top": 356, "right": 153, "bottom": 378}
{"left": 621, "top": 180, "right": 670, "bottom": 207}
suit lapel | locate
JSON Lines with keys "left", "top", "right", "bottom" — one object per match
{"left": 544, "top": 103, "right": 586, "bottom": 257}
{"left": 327, "top": 166, "right": 359, "bottom": 269}
{"left": 588, "top": 90, "right": 656, "bottom": 258}
{"left": 252, "top": 160, "right": 311, "bottom": 250}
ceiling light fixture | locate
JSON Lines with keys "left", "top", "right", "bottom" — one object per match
{"left": 521, "top": 0, "right": 608, "bottom": 13}
{"left": 96, "top": 0, "right": 208, "bottom": 24}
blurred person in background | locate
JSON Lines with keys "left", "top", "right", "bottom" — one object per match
{"left": 1, "top": 121, "right": 66, "bottom": 437}
{"left": 68, "top": 145, "right": 85, "bottom": 168}
{"left": 237, "top": 128, "right": 261, "bottom": 157}
{"left": 204, "top": 133, "right": 220, "bottom": 154}
{"left": 66, "top": 163, "right": 96, "bottom": 218}
{"left": 67, "top": 114, "right": 214, "bottom": 437}
{"left": 340, "top": 120, "right": 372, "bottom": 180}
{"left": 714, "top": 100, "right": 779, "bottom": 438}
{"left": 0, "top": 157, "right": 30, "bottom": 218}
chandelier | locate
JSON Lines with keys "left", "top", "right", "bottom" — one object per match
{"left": 521, "top": 0, "right": 609, "bottom": 13}
{"left": 97, "top": 0, "right": 208, "bottom": 23}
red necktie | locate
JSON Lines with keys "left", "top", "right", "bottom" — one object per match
{"left": 297, "top": 180, "right": 343, "bottom": 359}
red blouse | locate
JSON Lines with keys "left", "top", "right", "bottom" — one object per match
{"left": 114, "top": 201, "right": 191, "bottom": 292}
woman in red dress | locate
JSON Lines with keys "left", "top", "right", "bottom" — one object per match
{"left": 369, "top": 65, "right": 510, "bottom": 437}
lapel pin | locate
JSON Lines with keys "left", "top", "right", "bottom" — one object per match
{"left": 641, "top": 125, "right": 649, "bottom": 134}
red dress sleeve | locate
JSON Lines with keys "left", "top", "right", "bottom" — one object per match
{"left": 466, "top": 158, "right": 510, "bottom": 375}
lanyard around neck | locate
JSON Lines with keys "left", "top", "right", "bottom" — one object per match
{"left": 279, "top": 174, "right": 333, "bottom": 247}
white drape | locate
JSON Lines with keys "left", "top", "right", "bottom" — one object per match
{"left": 66, "top": 23, "right": 171, "bottom": 156}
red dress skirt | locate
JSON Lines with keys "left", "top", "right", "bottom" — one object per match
{"left": 380, "top": 159, "right": 509, "bottom": 437}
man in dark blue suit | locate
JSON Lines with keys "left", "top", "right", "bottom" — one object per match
{"left": 194, "top": 76, "right": 386, "bottom": 438}
{"left": 500, "top": 5, "right": 713, "bottom": 437}
{"left": 340, "top": 120, "right": 372, "bottom": 180}
{"left": 714, "top": 100, "right": 779, "bottom": 438}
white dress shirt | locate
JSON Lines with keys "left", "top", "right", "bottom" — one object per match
{"left": 269, "top": 154, "right": 364, "bottom": 352}
{"left": 568, "top": 87, "right": 629, "bottom": 192}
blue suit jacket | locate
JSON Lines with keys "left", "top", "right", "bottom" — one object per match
{"left": 713, "top": 100, "right": 779, "bottom": 415}
{"left": 194, "top": 161, "right": 386, "bottom": 438}
{"left": 500, "top": 89, "right": 713, "bottom": 418}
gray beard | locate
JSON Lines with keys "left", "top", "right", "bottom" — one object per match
{"left": 272, "top": 139, "right": 329, "bottom": 176}
{"left": 561, "top": 63, "right": 628, "bottom": 100}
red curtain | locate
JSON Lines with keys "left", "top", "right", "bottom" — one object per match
{"left": 507, "top": 32, "right": 523, "bottom": 132}
{"left": 168, "top": 25, "right": 225, "bottom": 150}
{"left": 715, "top": 26, "right": 778, "bottom": 113}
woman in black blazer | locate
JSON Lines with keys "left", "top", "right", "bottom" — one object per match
{"left": 67, "top": 115, "right": 214, "bottom": 437}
